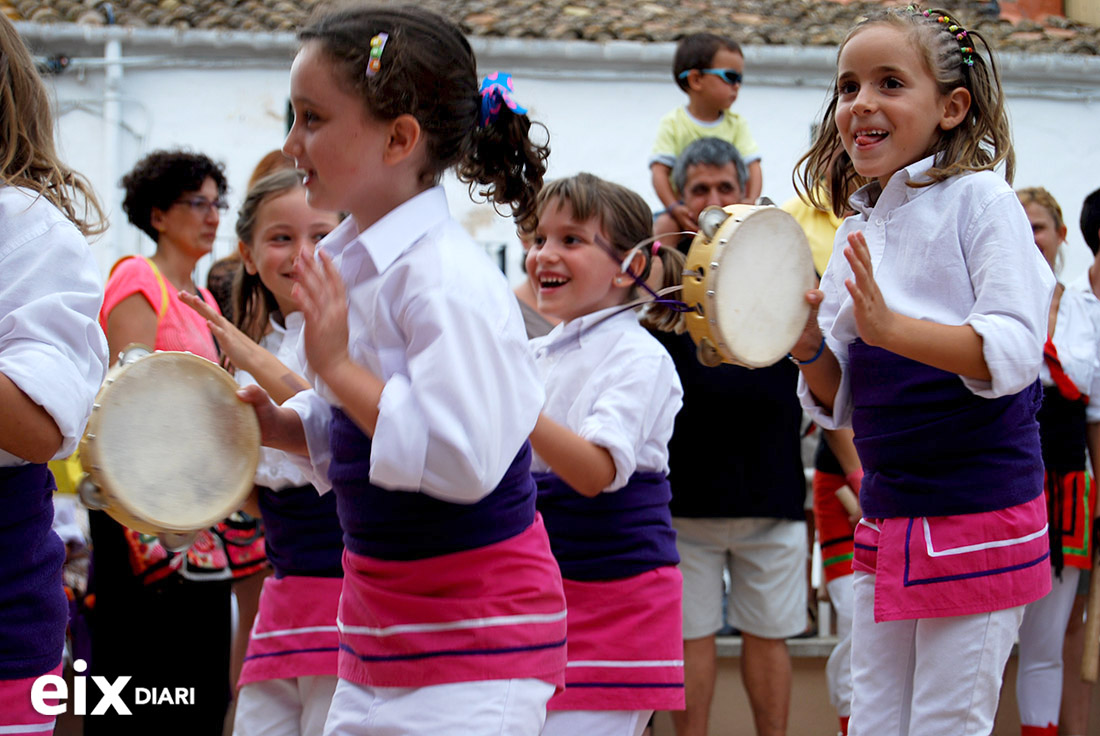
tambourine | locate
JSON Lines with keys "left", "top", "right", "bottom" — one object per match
{"left": 78, "top": 345, "right": 260, "bottom": 550}
{"left": 682, "top": 204, "right": 816, "bottom": 368}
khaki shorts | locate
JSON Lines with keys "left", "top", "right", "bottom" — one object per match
{"left": 673, "top": 517, "right": 807, "bottom": 640}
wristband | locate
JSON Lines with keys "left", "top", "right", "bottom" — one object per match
{"left": 788, "top": 337, "right": 825, "bottom": 366}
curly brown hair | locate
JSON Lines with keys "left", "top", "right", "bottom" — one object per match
{"left": 120, "top": 149, "right": 227, "bottom": 242}
{"left": 300, "top": 3, "right": 549, "bottom": 232}
{"left": 794, "top": 5, "right": 1013, "bottom": 217}
{"left": 0, "top": 14, "right": 104, "bottom": 235}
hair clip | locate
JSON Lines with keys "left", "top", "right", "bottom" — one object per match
{"left": 366, "top": 32, "right": 388, "bottom": 77}
{"left": 478, "top": 72, "right": 528, "bottom": 127}
{"left": 921, "top": 9, "right": 976, "bottom": 68}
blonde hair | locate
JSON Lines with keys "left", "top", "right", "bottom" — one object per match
{"left": 534, "top": 173, "right": 685, "bottom": 333}
{"left": 1016, "top": 186, "right": 1065, "bottom": 234}
{"left": 795, "top": 5, "right": 1013, "bottom": 217}
{"left": 0, "top": 15, "right": 104, "bottom": 235}
{"left": 232, "top": 169, "right": 309, "bottom": 343}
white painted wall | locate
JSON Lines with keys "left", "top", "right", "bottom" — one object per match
{"left": 24, "top": 28, "right": 1100, "bottom": 286}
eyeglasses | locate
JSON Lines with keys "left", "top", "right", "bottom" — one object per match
{"left": 174, "top": 196, "right": 229, "bottom": 215}
{"left": 678, "top": 68, "right": 743, "bottom": 86}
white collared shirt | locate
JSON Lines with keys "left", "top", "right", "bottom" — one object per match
{"left": 800, "top": 156, "right": 1055, "bottom": 429}
{"left": 284, "top": 187, "right": 544, "bottom": 502}
{"left": 528, "top": 306, "right": 683, "bottom": 490}
{"left": 235, "top": 312, "right": 313, "bottom": 490}
{"left": 0, "top": 186, "right": 108, "bottom": 466}
{"left": 1043, "top": 287, "right": 1100, "bottom": 423}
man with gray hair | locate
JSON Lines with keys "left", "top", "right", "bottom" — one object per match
{"left": 651, "top": 137, "right": 806, "bottom": 736}
{"left": 653, "top": 137, "right": 749, "bottom": 239}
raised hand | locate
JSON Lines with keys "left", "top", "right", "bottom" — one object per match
{"left": 179, "top": 291, "right": 263, "bottom": 371}
{"left": 843, "top": 230, "right": 897, "bottom": 347}
{"left": 292, "top": 247, "right": 350, "bottom": 380}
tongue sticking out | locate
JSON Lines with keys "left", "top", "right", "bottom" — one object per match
{"left": 856, "top": 131, "right": 886, "bottom": 146}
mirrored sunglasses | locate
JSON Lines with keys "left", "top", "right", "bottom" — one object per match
{"left": 678, "top": 68, "right": 743, "bottom": 86}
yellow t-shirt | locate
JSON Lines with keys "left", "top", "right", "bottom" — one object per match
{"left": 781, "top": 195, "right": 845, "bottom": 278}
{"left": 649, "top": 106, "right": 761, "bottom": 174}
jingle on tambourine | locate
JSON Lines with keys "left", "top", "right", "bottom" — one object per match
{"left": 78, "top": 345, "right": 260, "bottom": 541}
{"left": 681, "top": 204, "right": 816, "bottom": 369}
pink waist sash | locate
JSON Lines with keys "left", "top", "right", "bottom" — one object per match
{"left": 238, "top": 575, "right": 342, "bottom": 687}
{"left": 549, "top": 566, "right": 684, "bottom": 711}
{"left": 337, "top": 515, "right": 567, "bottom": 689}
{"left": 853, "top": 494, "right": 1051, "bottom": 621}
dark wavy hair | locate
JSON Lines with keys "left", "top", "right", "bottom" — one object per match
{"left": 120, "top": 149, "right": 228, "bottom": 242}
{"left": 299, "top": 3, "right": 549, "bottom": 232}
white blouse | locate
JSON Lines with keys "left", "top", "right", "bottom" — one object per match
{"left": 1043, "top": 287, "right": 1100, "bottom": 424}
{"left": 284, "top": 187, "right": 544, "bottom": 502}
{"left": 235, "top": 312, "right": 314, "bottom": 490}
{"left": 528, "top": 306, "right": 683, "bottom": 490}
{"left": 0, "top": 186, "right": 107, "bottom": 466}
{"left": 800, "top": 156, "right": 1054, "bottom": 430}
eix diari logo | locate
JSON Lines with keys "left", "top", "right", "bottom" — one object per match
{"left": 31, "top": 659, "right": 195, "bottom": 716}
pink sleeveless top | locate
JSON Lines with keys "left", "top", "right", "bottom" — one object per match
{"left": 99, "top": 256, "right": 219, "bottom": 361}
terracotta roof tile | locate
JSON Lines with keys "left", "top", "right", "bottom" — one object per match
{"left": 3, "top": 0, "right": 1098, "bottom": 55}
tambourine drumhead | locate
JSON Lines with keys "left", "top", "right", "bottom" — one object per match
{"left": 683, "top": 205, "right": 815, "bottom": 368}
{"left": 80, "top": 350, "right": 260, "bottom": 535}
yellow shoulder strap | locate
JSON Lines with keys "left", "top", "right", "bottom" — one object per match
{"left": 141, "top": 257, "right": 171, "bottom": 321}
{"left": 108, "top": 255, "right": 169, "bottom": 323}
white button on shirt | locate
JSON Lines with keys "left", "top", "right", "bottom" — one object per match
{"left": 284, "top": 187, "right": 544, "bottom": 502}
{"left": 0, "top": 186, "right": 107, "bottom": 466}
{"left": 528, "top": 306, "right": 683, "bottom": 490}
{"left": 799, "top": 156, "right": 1055, "bottom": 430}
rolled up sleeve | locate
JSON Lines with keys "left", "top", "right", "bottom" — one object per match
{"left": 0, "top": 217, "right": 107, "bottom": 461}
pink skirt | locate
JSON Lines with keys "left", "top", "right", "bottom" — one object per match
{"left": 853, "top": 494, "right": 1051, "bottom": 621}
{"left": 548, "top": 565, "right": 684, "bottom": 711}
{"left": 1, "top": 662, "right": 62, "bottom": 730}
{"left": 337, "top": 515, "right": 567, "bottom": 689}
{"left": 238, "top": 575, "right": 342, "bottom": 687}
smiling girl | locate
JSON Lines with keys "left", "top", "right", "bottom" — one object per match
{"left": 236, "top": 5, "right": 566, "bottom": 734}
{"left": 792, "top": 6, "right": 1055, "bottom": 735}
{"left": 526, "top": 173, "right": 686, "bottom": 736}
{"left": 185, "top": 168, "right": 345, "bottom": 736}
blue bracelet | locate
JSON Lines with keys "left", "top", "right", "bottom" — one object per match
{"left": 788, "top": 337, "right": 825, "bottom": 366}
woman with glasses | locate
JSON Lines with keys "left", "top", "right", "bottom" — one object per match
{"left": 85, "top": 149, "right": 239, "bottom": 734}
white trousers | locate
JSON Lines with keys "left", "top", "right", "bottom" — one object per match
{"left": 848, "top": 571, "right": 1024, "bottom": 736}
{"left": 233, "top": 675, "right": 339, "bottom": 736}
{"left": 541, "top": 710, "right": 652, "bottom": 736}
{"left": 1016, "top": 566, "right": 1081, "bottom": 727}
{"left": 322, "top": 677, "right": 556, "bottom": 736}
{"left": 825, "top": 575, "right": 854, "bottom": 718}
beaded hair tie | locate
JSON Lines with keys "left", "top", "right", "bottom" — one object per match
{"left": 910, "top": 6, "right": 975, "bottom": 66}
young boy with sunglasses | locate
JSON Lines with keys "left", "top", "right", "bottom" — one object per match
{"left": 650, "top": 32, "right": 761, "bottom": 231}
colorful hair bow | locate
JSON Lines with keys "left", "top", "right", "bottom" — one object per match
{"left": 478, "top": 72, "right": 528, "bottom": 127}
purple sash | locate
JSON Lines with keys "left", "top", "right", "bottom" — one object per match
{"left": 849, "top": 340, "right": 1043, "bottom": 518}
{"left": 0, "top": 463, "right": 66, "bottom": 679}
{"left": 328, "top": 408, "right": 536, "bottom": 560}
{"left": 534, "top": 471, "right": 679, "bottom": 581}
{"left": 258, "top": 484, "right": 343, "bottom": 579}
